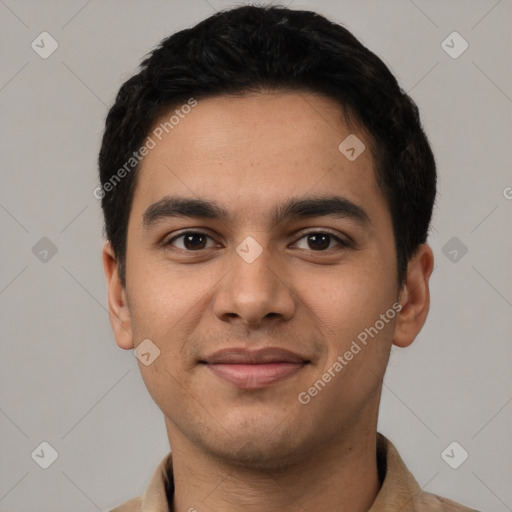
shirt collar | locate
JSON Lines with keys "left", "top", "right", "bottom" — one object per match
{"left": 136, "top": 432, "right": 422, "bottom": 512}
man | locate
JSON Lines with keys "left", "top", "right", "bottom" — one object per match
{"left": 98, "top": 5, "right": 479, "bottom": 511}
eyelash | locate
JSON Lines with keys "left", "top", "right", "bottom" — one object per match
{"left": 164, "top": 230, "right": 352, "bottom": 252}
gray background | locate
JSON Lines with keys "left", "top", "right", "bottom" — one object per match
{"left": 1, "top": 0, "right": 511, "bottom": 511}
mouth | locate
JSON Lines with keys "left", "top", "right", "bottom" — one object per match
{"left": 201, "top": 348, "right": 310, "bottom": 389}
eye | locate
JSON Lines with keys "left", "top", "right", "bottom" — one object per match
{"left": 166, "top": 231, "right": 217, "bottom": 251}
{"left": 293, "top": 231, "right": 349, "bottom": 251}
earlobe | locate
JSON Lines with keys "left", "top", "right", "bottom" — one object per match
{"left": 102, "top": 241, "right": 134, "bottom": 350}
{"left": 393, "top": 244, "right": 434, "bottom": 348}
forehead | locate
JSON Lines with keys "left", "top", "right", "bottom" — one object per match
{"left": 130, "top": 91, "right": 386, "bottom": 226}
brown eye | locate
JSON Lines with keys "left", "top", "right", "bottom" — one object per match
{"left": 294, "top": 231, "right": 348, "bottom": 251}
{"left": 306, "top": 233, "right": 331, "bottom": 250}
{"left": 167, "top": 232, "right": 214, "bottom": 251}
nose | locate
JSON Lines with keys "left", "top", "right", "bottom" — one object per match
{"left": 212, "top": 242, "right": 296, "bottom": 328}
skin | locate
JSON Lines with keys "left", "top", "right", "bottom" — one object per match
{"left": 103, "top": 91, "right": 434, "bottom": 512}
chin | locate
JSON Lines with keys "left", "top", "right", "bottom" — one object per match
{"left": 201, "top": 418, "right": 312, "bottom": 471}
{"left": 208, "top": 437, "right": 306, "bottom": 471}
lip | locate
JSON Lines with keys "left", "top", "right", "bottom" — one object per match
{"left": 202, "top": 348, "right": 309, "bottom": 389}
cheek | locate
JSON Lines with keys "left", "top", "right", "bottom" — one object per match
{"left": 297, "top": 270, "right": 397, "bottom": 412}
{"left": 296, "top": 259, "right": 397, "bottom": 352}
{"left": 126, "top": 259, "right": 213, "bottom": 343}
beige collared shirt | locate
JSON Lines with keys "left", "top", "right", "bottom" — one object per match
{"left": 109, "top": 433, "right": 479, "bottom": 512}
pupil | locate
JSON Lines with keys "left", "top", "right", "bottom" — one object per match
{"left": 185, "top": 233, "right": 206, "bottom": 250}
{"left": 308, "top": 233, "right": 330, "bottom": 250}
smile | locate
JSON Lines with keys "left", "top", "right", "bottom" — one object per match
{"left": 201, "top": 347, "right": 310, "bottom": 389}
{"left": 205, "top": 362, "right": 307, "bottom": 389}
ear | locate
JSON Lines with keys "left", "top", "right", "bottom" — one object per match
{"left": 393, "top": 244, "right": 434, "bottom": 348}
{"left": 102, "top": 241, "right": 134, "bottom": 350}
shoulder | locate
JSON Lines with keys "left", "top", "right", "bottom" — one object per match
{"left": 414, "top": 491, "right": 481, "bottom": 512}
{"left": 108, "top": 495, "right": 142, "bottom": 512}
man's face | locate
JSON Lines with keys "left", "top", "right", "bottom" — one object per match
{"left": 118, "top": 92, "right": 401, "bottom": 467}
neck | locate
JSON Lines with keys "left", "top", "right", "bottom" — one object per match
{"left": 167, "top": 423, "right": 381, "bottom": 512}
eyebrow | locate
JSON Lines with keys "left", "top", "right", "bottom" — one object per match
{"left": 142, "top": 195, "right": 370, "bottom": 229}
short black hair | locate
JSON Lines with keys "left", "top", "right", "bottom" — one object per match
{"left": 98, "top": 4, "right": 436, "bottom": 287}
